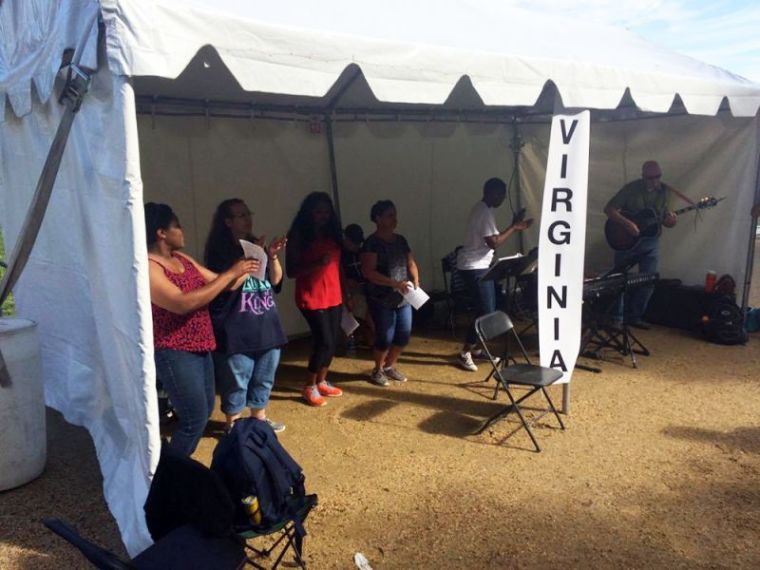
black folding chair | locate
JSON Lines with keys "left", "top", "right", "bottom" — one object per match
{"left": 474, "top": 311, "right": 566, "bottom": 452}
{"left": 45, "top": 444, "right": 317, "bottom": 569}
{"left": 43, "top": 518, "right": 246, "bottom": 569}
{"left": 145, "top": 444, "right": 317, "bottom": 570}
{"left": 441, "top": 248, "right": 477, "bottom": 336}
{"left": 236, "top": 495, "right": 317, "bottom": 570}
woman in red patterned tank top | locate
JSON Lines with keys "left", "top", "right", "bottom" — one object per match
{"left": 145, "top": 203, "right": 258, "bottom": 455}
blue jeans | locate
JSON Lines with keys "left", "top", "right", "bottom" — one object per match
{"left": 461, "top": 268, "right": 497, "bottom": 346}
{"left": 154, "top": 349, "right": 215, "bottom": 456}
{"left": 613, "top": 236, "right": 659, "bottom": 323}
{"left": 220, "top": 348, "right": 281, "bottom": 415}
{"left": 369, "top": 302, "right": 413, "bottom": 350}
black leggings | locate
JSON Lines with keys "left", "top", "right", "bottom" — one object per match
{"left": 301, "top": 305, "right": 342, "bottom": 373}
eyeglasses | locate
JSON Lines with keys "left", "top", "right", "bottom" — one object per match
{"left": 645, "top": 174, "right": 662, "bottom": 180}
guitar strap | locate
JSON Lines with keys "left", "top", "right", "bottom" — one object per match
{"left": 666, "top": 184, "right": 696, "bottom": 206}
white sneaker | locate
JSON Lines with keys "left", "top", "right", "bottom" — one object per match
{"left": 471, "top": 349, "right": 501, "bottom": 364}
{"left": 264, "top": 418, "right": 286, "bottom": 433}
{"left": 457, "top": 351, "right": 478, "bottom": 372}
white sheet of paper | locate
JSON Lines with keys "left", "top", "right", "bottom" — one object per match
{"left": 497, "top": 252, "right": 523, "bottom": 262}
{"left": 341, "top": 306, "right": 360, "bottom": 336}
{"left": 239, "top": 239, "right": 267, "bottom": 281}
{"left": 402, "top": 282, "right": 430, "bottom": 310}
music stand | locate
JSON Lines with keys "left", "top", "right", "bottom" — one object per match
{"left": 482, "top": 249, "right": 538, "bottom": 299}
{"left": 480, "top": 254, "right": 529, "bottom": 285}
{"left": 580, "top": 250, "right": 652, "bottom": 368}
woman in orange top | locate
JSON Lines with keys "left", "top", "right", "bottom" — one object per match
{"left": 286, "top": 192, "right": 347, "bottom": 407}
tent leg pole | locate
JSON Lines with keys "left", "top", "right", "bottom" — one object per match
{"left": 325, "top": 116, "right": 342, "bottom": 222}
{"left": 321, "top": 67, "right": 361, "bottom": 224}
{"left": 740, "top": 144, "right": 760, "bottom": 314}
{"left": 562, "top": 384, "right": 570, "bottom": 415}
{"left": 510, "top": 119, "right": 526, "bottom": 253}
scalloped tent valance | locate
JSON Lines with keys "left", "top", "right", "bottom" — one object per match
{"left": 0, "top": 0, "right": 98, "bottom": 121}
{"left": 2, "top": 0, "right": 760, "bottom": 121}
{"left": 99, "top": 0, "right": 760, "bottom": 117}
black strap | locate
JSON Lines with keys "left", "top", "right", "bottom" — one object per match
{"left": 0, "top": 60, "right": 93, "bottom": 388}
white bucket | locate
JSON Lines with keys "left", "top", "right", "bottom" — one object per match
{"left": 0, "top": 318, "right": 47, "bottom": 491}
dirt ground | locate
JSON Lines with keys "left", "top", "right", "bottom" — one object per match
{"left": 1, "top": 317, "right": 760, "bottom": 569}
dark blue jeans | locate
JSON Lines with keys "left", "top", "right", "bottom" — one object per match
{"left": 613, "top": 236, "right": 659, "bottom": 323}
{"left": 369, "top": 302, "right": 413, "bottom": 350}
{"left": 461, "top": 268, "right": 497, "bottom": 346}
{"left": 154, "top": 349, "right": 215, "bottom": 456}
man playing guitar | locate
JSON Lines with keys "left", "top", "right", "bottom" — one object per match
{"left": 603, "top": 160, "right": 677, "bottom": 329}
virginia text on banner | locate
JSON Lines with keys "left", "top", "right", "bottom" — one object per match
{"left": 538, "top": 111, "right": 591, "bottom": 384}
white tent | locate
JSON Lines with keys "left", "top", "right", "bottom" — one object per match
{"left": 2, "top": 0, "right": 759, "bottom": 555}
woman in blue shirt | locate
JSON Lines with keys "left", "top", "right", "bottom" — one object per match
{"left": 204, "top": 198, "right": 288, "bottom": 433}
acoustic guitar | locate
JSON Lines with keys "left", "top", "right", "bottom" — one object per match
{"left": 604, "top": 196, "right": 724, "bottom": 251}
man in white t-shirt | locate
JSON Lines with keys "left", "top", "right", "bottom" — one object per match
{"left": 456, "top": 177, "right": 532, "bottom": 371}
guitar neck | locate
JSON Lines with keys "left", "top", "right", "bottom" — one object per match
{"left": 673, "top": 204, "right": 698, "bottom": 216}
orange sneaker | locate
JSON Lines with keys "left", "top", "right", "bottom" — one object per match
{"left": 317, "top": 381, "right": 343, "bottom": 397}
{"left": 302, "top": 385, "right": 327, "bottom": 407}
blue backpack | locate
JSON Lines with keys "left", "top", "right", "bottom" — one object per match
{"left": 211, "top": 418, "right": 306, "bottom": 534}
{"left": 746, "top": 308, "right": 760, "bottom": 333}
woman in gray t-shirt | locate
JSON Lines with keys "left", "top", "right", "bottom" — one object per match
{"left": 361, "top": 200, "right": 420, "bottom": 386}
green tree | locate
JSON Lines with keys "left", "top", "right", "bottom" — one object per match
{"left": 0, "top": 229, "right": 15, "bottom": 316}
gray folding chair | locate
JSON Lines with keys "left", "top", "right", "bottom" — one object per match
{"left": 474, "top": 311, "right": 566, "bottom": 451}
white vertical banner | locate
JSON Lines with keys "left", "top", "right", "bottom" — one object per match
{"left": 538, "top": 111, "right": 590, "bottom": 383}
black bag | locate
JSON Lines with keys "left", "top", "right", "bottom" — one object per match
{"left": 702, "top": 297, "right": 748, "bottom": 345}
{"left": 144, "top": 444, "right": 236, "bottom": 541}
{"left": 211, "top": 418, "right": 307, "bottom": 534}
{"left": 645, "top": 282, "right": 747, "bottom": 345}
{"left": 714, "top": 274, "right": 736, "bottom": 296}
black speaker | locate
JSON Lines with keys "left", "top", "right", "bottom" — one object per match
{"left": 645, "top": 283, "right": 709, "bottom": 330}
{"left": 645, "top": 281, "right": 746, "bottom": 344}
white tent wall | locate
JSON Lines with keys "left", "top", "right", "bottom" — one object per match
{"left": 136, "top": 114, "right": 332, "bottom": 334}
{"left": 333, "top": 121, "right": 521, "bottom": 292}
{"left": 136, "top": 116, "right": 525, "bottom": 335}
{"left": 135, "top": 111, "right": 760, "bottom": 334}
{"left": 0, "top": 73, "right": 158, "bottom": 556}
{"left": 520, "top": 114, "right": 760, "bottom": 290}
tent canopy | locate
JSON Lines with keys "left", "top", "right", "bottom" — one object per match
{"left": 106, "top": 0, "right": 760, "bottom": 116}
{"left": 4, "top": 0, "right": 760, "bottom": 120}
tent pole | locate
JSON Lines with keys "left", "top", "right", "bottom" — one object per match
{"left": 740, "top": 141, "right": 760, "bottom": 314}
{"left": 322, "top": 67, "right": 362, "bottom": 223}
{"left": 562, "top": 384, "right": 570, "bottom": 415}
{"left": 510, "top": 119, "right": 526, "bottom": 253}
{"left": 325, "top": 116, "right": 342, "bottom": 221}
